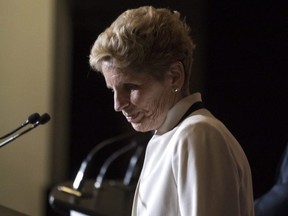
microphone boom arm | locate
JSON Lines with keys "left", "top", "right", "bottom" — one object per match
{"left": 0, "top": 113, "right": 51, "bottom": 148}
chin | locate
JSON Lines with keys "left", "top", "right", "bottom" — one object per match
{"left": 131, "top": 122, "right": 156, "bottom": 133}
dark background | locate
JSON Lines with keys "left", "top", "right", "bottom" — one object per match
{"left": 67, "top": 0, "right": 287, "bottom": 201}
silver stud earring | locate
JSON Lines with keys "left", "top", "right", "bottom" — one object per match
{"left": 174, "top": 88, "right": 180, "bottom": 93}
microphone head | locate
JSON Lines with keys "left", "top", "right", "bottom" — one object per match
{"left": 39, "top": 113, "right": 51, "bottom": 125}
{"left": 28, "top": 113, "right": 41, "bottom": 124}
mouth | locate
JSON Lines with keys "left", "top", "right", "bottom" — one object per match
{"left": 123, "top": 111, "right": 141, "bottom": 123}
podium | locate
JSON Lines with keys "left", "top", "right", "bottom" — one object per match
{"left": 49, "top": 132, "right": 152, "bottom": 216}
{"left": 49, "top": 180, "right": 135, "bottom": 216}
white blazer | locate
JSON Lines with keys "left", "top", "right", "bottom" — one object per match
{"left": 132, "top": 93, "right": 255, "bottom": 216}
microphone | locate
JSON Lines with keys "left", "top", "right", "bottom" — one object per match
{"left": 0, "top": 113, "right": 51, "bottom": 148}
{"left": 38, "top": 113, "right": 51, "bottom": 124}
{"left": 0, "top": 113, "right": 41, "bottom": 140}
{"left": 56, "top": 132, "right": 151, "bottom": 198}
{"left": 57, "top": 132, "right": 138, "bottom": 198}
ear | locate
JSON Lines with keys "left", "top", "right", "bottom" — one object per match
{"left": 166, "top": 61, "right": 185, "bottom": 91}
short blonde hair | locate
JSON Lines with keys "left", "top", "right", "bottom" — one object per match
{"left": 89, "top": 6, "right": 196, "bottom": 91}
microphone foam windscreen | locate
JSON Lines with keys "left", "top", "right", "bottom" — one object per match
{"left": 39, "top": 113, "right": 51, "bottom": 124}
{"left": 28, "top": 113, "right": 41, "bottom": 124}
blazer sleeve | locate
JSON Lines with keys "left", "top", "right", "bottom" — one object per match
{"left": 171, "top": 120, "right": 245, "bottom": 216}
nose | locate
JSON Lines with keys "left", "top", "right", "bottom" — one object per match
{"left": 114, "top": 90, "right": 129, "bottom": 112}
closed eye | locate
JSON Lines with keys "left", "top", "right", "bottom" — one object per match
{"left": 106, "top": 83, "right": 139, "bottom": 94}
{"left": 123, "top": 83, "right": 139, "bottom": 92}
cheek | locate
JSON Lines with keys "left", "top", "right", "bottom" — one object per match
{"left": 130, "top": 90, "right": 158, "bottom": 107}
{"left": 142, "top": 90, "right": 172, "bottom": 115}
{"left": 153, "top": 93, "right": 172, "bottom": 114}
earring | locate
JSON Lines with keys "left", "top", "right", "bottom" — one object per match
{"left": 173, "top": 88, "right": 180, "bottom": 93}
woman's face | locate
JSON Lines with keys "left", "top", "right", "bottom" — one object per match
{"left": 101, "top": 63, "right": 178, "bottom": 132}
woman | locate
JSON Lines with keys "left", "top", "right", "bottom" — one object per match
{"left": 89, "top": 6, "right": 254, "bottom": 216}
